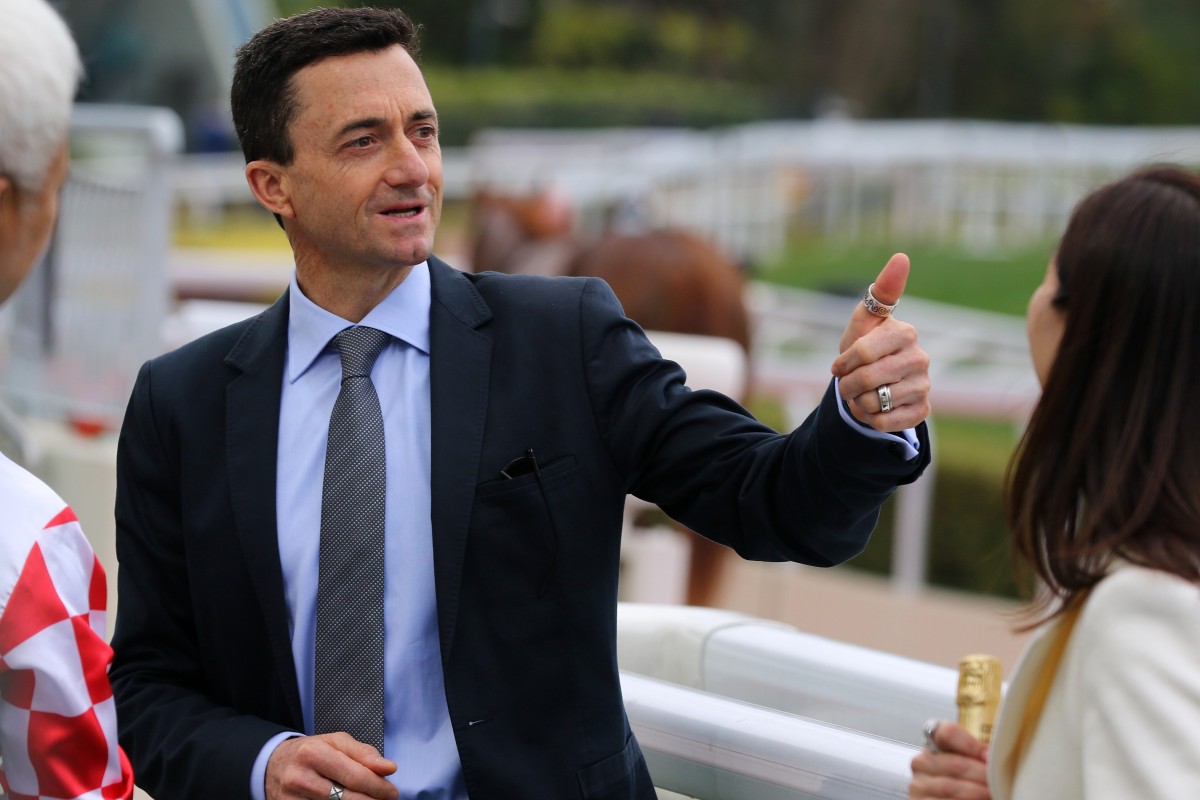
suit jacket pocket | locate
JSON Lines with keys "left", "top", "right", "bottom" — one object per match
{"left": 470, "top": 454, "right": 578, "bottom": 599}
{"left": 475, "top": 453, "right": 579, "bottom": 498}
{"left": 577, "top": 733, "right": 653, "bottom": 799}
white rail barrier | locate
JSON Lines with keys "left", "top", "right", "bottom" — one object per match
{"left": 623, "top": 672, "right": 916, "bottom": 799}
{"left": 618, "top": 604, "right": 959, "bottom": 748}
{"left": 467, "top": 120, "right": 1200, "bottom": 263}
{"left": 167, "top": 120, "right": 1200, "bottom": 265}
{"left": 1, "top": 104, "right": 182, "bottom": 431}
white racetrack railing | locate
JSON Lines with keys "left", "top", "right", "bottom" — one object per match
{"left": 617, "top": 603, "right": 989, "bottom": 799}
{"left": 622, "top": 671, "right": 917, "bottom": 800}
{"left": 1, "top": 104, "right": 182, "bottom": 431}
{"left": 617, "top": 604, "right": 959, "bottom": 748}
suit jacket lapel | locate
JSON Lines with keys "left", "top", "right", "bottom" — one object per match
{"left": 224, "top": 292, "right": 304, "bottom": 726}
{"left": 427, "top": 257, "right": 492, "bottom": 663}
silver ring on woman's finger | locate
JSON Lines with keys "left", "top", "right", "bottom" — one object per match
{"left": 877, "top": 384, "right": 894, "bottom": 413}
{"left": 329, "top": 784, "right": 345, "bottom": 800}
{"left": 923, "top": 718, "right": 942, "bottom": 753}
{"left": 863, "top": 283, "right": 897, "bottom": 317}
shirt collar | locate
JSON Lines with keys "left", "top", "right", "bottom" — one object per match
{"left": 286, "top": 261, "right": 432, "bottom": 384}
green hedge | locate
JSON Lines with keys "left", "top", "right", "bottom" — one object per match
{"left": 845, "top": 414, "right": 1024, "bottom": 600}
{"left": 756, "top": 237, "right": 1054, "bottom": 318}
{"left": 423, "top": 66, "right": 775, "bottom": 147}
{"left": 850, "top": 460, "right": 1020, "bottom": 599}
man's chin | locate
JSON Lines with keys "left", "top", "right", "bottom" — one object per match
{"left": 389, "top": 254, "right": 427, "bottom": 270}
{"left": 393, "top": 242, "right": 432, "bottom": 267}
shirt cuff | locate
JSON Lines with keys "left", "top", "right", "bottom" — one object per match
{"left": 833, "top": 377, "right": 921, "bottom": 461}
{"left": 252, "top": 731, "right": 303, "bottom": 800}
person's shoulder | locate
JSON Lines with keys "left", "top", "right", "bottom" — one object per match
{"left": 1087, "top": 563, "right": 1200, "bottom": 619}
{"left": 0, "top": 454, "right": 71, "bottom": 576}
{"left": 447, "top": 265, "right": 598, "bottom": 318}
{"left": 431, "top": 257, "right": 624, "bottom": 329}
{"left": 464, "top": 267, "right": 591, "bottom": 297}
{"left": 1077, "top": 563, "right": 1200, "bottom": 661}
{"left": 0, "top": 453, "right": 65, "bottom": 519}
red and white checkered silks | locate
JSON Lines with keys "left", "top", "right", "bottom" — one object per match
{"left": 0, "top": 454, "right": 133, "bottom": 800}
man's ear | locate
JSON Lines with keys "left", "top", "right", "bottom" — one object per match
{"left": 0, "top": 175, "right": 12, "bottom": 206}
{"left": 245, "top": 160, "right": 295, "bottom": 219}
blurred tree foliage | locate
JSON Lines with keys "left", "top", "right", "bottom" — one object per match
{"left": 423, "top": 66, "right": 770, "bottom": 146}
{"left": 333, "top": 0, "right": 1200, "bottom": 125}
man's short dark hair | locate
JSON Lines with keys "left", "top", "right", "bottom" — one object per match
{"left": 231, "top": 6, "right": 420, "bottom": 165}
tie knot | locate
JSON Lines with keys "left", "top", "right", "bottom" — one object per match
{"left": 332, "top": 326, "right": 390, "bottom": 378}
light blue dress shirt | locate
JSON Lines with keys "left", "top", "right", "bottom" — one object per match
{"left": 250, "top": 262, "right": 467, "bottom": 799}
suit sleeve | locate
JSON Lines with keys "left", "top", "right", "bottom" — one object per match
{"left": 577, "top": 277, "right": 929, "bottom": 566}
{"left": 109, "top": 360, "right": 289, "bottom": 798}
{"left": 1077, "top": 569, "right": 1200, "bottom": 798}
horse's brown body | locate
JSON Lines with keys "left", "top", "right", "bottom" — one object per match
{"left": 469, "top": 189, "right": 751, "bottom": 606}
{"left": 469, "top": 189, "right": 751, "bottom": 352}
{"left": 567, "top": 230, "right": 751, "bottom": 353}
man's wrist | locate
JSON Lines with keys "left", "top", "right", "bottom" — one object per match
{"left": 252, "top": 731, "right": 303, "bottom": 800}
{"left": 832, "top": 377, "right": 921, "bottom": 460}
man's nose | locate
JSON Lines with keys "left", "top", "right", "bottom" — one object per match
{"left": 382, "top": 138, "right": 430, "bottom": 187}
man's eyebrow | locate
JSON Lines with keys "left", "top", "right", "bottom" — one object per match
{"left": 333, "top": 117, "right": 385, "bottom": 140}
{"left": 331, "top": 109, "right": 438, "bottom": 142}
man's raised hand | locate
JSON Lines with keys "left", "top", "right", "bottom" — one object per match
{"left": 831, "top": 253, "right": 931, "bottom": 432}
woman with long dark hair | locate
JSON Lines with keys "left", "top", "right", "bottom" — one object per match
{"left": 910, "top": 166, "right": 1200, "bottom": 799}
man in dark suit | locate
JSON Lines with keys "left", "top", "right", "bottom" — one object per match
{"left": 110, "top": 7, "right": 931, "bottom": 800}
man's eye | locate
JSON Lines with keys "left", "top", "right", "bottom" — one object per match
{"left": 416, "top": 126, "right": 437, "bottom": 139}
{"left": 350, "top": 136, "right": 372, "bottom": 148}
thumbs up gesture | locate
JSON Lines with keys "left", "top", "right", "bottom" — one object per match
{"left": 830, "top": 253, "right": 931, "bottom": 432}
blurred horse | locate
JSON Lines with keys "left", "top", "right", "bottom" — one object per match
{"left": 469, "top": 188, "right": 752, "bottom": 607}
{"left": 470, "top": 188, "right": 752, "bottom": 356}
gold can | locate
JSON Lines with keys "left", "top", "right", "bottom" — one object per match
{"left": 957, "top": 654, "right": 1002, "bottom": 744}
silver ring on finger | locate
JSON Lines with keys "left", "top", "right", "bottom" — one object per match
{"left": 863, "top": 282, "right": 897, "bottom": 317}
{"left": 923, "top": 718, "right": 942, "bottom": 753}
{"left": 877, "top": 384, "right": 894, "bottom": 413}
{"left": 329, "top": 784, "right": 345, "bottom": 800}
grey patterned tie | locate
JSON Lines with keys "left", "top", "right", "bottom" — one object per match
{"left": 314, "top": 326, "right": 390, "bottom": 752}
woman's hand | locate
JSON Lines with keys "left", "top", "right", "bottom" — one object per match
{"left": 908, "top": 720, "right": 992, "bottom": 799}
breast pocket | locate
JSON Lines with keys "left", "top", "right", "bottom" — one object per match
{"left": 472, "top": 453, "right": 578, "bottom": 599}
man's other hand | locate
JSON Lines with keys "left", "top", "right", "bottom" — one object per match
{"left": 266, "top": 733, "right": 398, "bottom": 800}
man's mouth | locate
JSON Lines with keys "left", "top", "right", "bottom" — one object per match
{"left": 382, "top": 206, "right": 422, "bottom": 218}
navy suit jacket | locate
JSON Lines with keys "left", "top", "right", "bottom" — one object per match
{"left": 111, "top": 257, "right": 929, "bottom": 799}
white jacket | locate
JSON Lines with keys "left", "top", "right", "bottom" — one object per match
{"left": 989, "top": 563, "right": 1200, "bottom": 799}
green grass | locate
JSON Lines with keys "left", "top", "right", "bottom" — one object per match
{"left": 756, "top": 236, "right": 1056, "bottom": 317}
